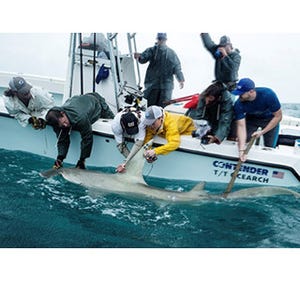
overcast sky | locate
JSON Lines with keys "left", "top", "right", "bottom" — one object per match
{"left": 0, "top": 32, "right": 300, "bottom": 103}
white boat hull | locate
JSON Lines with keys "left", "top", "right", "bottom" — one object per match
{"left": 1, "top": 111, "right": 300, "bottom": 190}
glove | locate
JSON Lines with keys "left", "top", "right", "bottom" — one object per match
{"left": 53, "top": 158, "right": 63, "bottom": 169}
{"left": 37, "top": 118, "right": 47, "bottom": 129}
{"left": 76, "top": 159, "right": 86, "bottom": 169}
{"left": 28, "top": 117, "right": 47, "bottom": 130}
{"left": 53, "top": 155, "right": 64, "bottom": 169}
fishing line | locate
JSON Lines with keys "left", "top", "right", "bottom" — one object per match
{"left": 143, "top": 163, "right": 154, "bottom": 181}
{"left": 43, "top": 129, "right": 48, "bottom": 154}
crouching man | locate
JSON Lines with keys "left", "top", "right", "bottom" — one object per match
{"left": 142, "top": 105, "right": 195, "bottom": 162}
{"left": 111, "top": 107, "right": 146, "bottom": 173}
{"left": 3, "top": 76, "right": 54, "bottom": 129}
{"left": 46, "top": 92, "right": 114, "bottom": 169}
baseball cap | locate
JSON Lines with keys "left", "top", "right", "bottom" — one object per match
{"left": 144, "top": 106, "right": 163, "bottom": 126}
{"left": 219, "top": 35, "right": 231, "bottom": 46}
{"left": 9, "top": 77, "right": 32, "bottom": 95}
{"left": 120, "top": 111, "right": 139, "bottom": 135}
{"left": 156, "top": 33, "right": 167, "bottom": 41}
{"left": 232, "top": 78, "right": 255, "bottom": 96}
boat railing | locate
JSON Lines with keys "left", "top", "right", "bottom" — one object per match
{"left": 107, "top": 33, "right": 144, "bottom": 111}
{"left": 107, "top": 33, "right": 123, "bottom": 110}
{"left": 127, "top": 33, "right": 142, "bottom": 90}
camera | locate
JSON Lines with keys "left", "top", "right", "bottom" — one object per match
{"left": 215, "top": 49, "right": 222, "bottom": 59}
{"left": 201, "top": 136, "right": 210, "bottom": 145}
{"left": 3, "top": 89, "right": 15, "bottom": 97}
{"left": 146, "top": 155, "right": 157, "bottom": 162}
{"left": 192, "top": 130, "right": 200, "bottom": 138}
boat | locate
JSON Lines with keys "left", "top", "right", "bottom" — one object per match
{"left": 1, "top": 33, "right": 300, "bottom": 191}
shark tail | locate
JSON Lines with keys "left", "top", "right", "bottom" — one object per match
{"left": 226, "top": 186, "right": 300, "bottom": 199}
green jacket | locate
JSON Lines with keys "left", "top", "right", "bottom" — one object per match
{"left": 139, "top": 44, "right": 184, "bottom": 90}
{"left": 201, "top": 33, "right": 241, "bottom": 84}
{"left": 188, "top": 90, "right": 234, "bottom": 143}
{"left": 51, "top": 92, "right": 114, "bottom": 161}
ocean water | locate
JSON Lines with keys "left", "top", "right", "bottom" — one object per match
{"left": 1, "top": 148, "right": 300, "bottom": 248}
{"left": 0, "top": 104, "right": 300, "bottom": 249}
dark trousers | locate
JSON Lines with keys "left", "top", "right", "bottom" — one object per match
{"left": 144, "top": 88, "right": 172, "bottom": 108}
{"left": 246, "top": 117, "right": 279, "bottom": 148}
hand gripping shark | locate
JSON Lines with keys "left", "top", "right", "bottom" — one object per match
{"left": 47, "top": 141, "right": 300, "bottom": 202}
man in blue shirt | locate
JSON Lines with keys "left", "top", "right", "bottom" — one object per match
{"left": 232, "top": 78, "right": 282, "bottom": 161}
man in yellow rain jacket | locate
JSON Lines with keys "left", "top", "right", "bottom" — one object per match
{"left": 143, "top": 105, "right": 195, "bottom": 162}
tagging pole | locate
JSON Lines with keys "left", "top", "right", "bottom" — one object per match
{"left": 223, "top": 134, "right": 257, "bottom": 197}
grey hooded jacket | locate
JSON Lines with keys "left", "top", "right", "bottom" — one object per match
{"left": 138, "top": 43, "right": 184, "bottom": 91}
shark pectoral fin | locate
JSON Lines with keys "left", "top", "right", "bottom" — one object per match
{"left": 59, "top": 168, "right": 84, "bottom": 186}
{"left": 123, "top": 141, "right": 149, "bottom": 179}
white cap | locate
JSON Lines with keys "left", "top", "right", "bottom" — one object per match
{"left": 143, "top": 106, "right": 163, "bottom": 126}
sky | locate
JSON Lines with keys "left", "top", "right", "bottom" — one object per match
{"left": 1, "top": 32, "right": 300, "bottom": 103}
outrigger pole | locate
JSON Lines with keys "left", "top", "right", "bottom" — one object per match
{"left": 92, "top": 33, "right": 96, "bottom": 92}
{"left": 78, "top": 33, "right": 84, "bottom": 95}
{"left": 107, "top": 33, "right": 120, "bottom": 111}
{"left": 67, "top": 33, "right": 76, "bottom": 99}
{"left": 128, "top": 33, "right": 141, "bottom": 89}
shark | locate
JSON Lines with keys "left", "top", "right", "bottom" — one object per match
{"left": 51, "top": 141, "right": 300, "bottom": 202}
{"left": 58, "top": 141, "right": 207, "bottom": 202}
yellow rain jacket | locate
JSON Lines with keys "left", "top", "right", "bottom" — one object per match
{"left": 144, "top": 111, "right": 196, "bottom": 155}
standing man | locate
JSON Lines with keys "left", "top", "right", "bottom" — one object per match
{"left": 45, "top": 92, "right": 114, "bottom": 169}
{"left": 3, "top": 76, "right": 54, "bottom": 129}
{"left": 232, "top": 78, "right": 282, "bottom": 162}
{"left": 200, "top": 33, "right": 241, "bottom": 91}
{"left": 134, "top": 33, "right": 185, "bottom": 107}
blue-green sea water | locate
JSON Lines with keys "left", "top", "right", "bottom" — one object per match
{"left": 1, "top": 148, "right": 300, "bottom": 248}
{"left": 1, "top": 103, "right": 300, "bottom": 248}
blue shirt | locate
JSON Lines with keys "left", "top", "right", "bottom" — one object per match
{"left": 234, "top": 87, "right": 281, "bottom": 120}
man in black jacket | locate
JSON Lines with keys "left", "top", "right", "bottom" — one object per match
{"left": 46, "top": 92, "right": 114, "bottom": 169}
{"left": 134, "top": 33, "right": 185, "bottom": 107}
